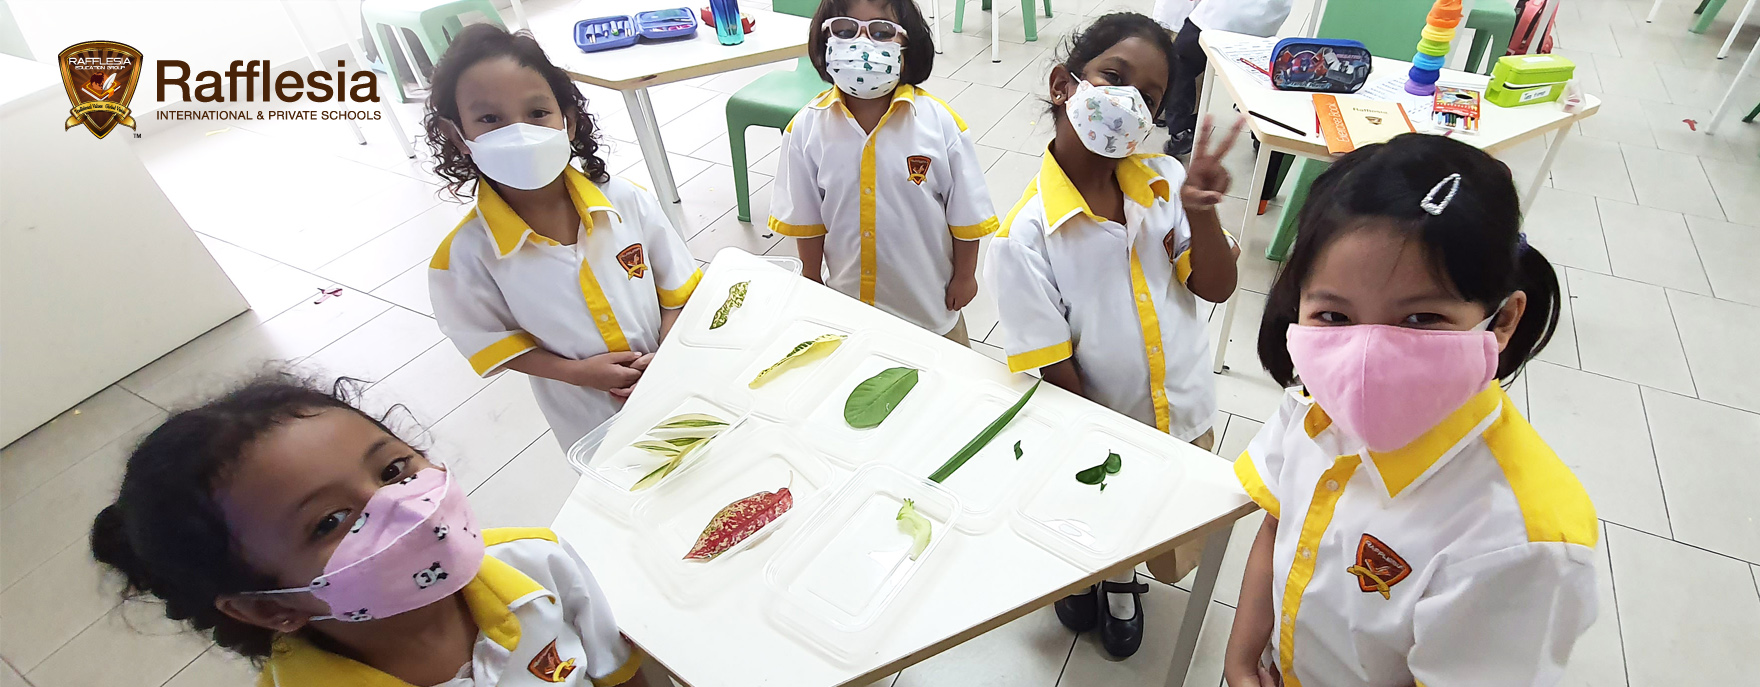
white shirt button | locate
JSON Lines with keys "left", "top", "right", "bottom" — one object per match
{"left": 1137, "top": 293, "right": 1148, "bottom": 302}
{"left": 1299, "top": 547, "right": 1311, "bottom": 559}
{"left": 1325, "top": 479, "right": 1340, "bottom": 491}
{"left": 599, "top": 314, "right": 611, "bottom": 322}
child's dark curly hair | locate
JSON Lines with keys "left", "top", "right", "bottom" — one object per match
{"left": 1049, "top": 12, "right": 1178, "bottom": 120}
{"left": 422, "top": 23, "right": 608, "bottom": 200}
{"left": 89, "top": 372, "right": 416, "bottom": 662}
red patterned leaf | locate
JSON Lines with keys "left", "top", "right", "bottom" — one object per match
{"left": 684, "top": 487, "right": 793, "bottom": 561}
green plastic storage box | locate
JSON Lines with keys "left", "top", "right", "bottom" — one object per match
{"left": 1486, "top": 54, "right": 1575, "bottom": 107}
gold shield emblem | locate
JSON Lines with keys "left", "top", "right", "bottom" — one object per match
{"left": 58, "top": 41, "right": 143, "bottom": 139}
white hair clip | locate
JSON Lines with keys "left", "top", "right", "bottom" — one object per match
{"left": 1420, "top": 173, "right": 1462, "bottom": 216}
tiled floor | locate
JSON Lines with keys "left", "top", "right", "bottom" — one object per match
{"left": 2, "top": 0, "right": 1757, "bottom": 685}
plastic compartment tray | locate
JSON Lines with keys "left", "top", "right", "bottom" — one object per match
{"left": 1009, "top": 416, "right": 1186, "bottom": 572}
{"left": 677, "top": 263, "right": 802, "bottom": 350}
{"left": 791, "top": 334, "right": 943, "bottom": 469}
{"left": 630, "top": 424, "right": 838, "bottom": 605}
{"left": 732, "top": 318, "right": 861, "bottom": 421}
{"left": 634, "top": 8, "right": 699, "bottom": 41}
{"left": 574, "top": 16, "right": 639, "bottom": 52}
{"left": 763, "top": 464, "right": 961, "bottom": 664}
{"left": 903, "top": 382, "right": 1058, "bottom": 534}
{"left": 565, "top": 394, "right": 749, "bottom": 523}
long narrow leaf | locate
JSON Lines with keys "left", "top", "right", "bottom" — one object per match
{"left": 928, "top": 379, "right": 1041, "bottom": 483}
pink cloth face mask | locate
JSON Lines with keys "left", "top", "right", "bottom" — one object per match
{"left": 251, "top": 467, "right": 483, "bottom": 622}
{"left": 1286, "top": 318, "right": 1500, "bottom": 453}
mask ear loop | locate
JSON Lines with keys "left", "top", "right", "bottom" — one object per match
{"left": 1420, "top": 173, "right": 1462, "bottom": 216}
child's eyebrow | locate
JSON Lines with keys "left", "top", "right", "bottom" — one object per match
{"left": 1393, "top": 291, "right": 1457, "bottom": 306}
{"left": 359, "top": 437, "right": 395, "bottom": 464}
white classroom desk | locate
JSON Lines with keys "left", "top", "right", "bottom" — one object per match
{"left": 552, "top": 248, "right": 1256, "bottom": 687}
{"left": 1196, "top": 30, "right": 1601, "bottom": 374}
{"left": 533, "top": 1, "right": 811, "bottom": 233}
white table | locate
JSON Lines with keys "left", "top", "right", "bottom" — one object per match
{"left": 1197, "top": 30, "right": 1601, "bottom": 374}
{"left": 553, "top": 248, "right": 1256, "bottom": 687}
{"left": 537, "top": 1, "right": 810, "bottom": 233}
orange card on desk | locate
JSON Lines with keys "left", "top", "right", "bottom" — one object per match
{"left": 1313, "top": 94, "right": 1414, "bottom": 154}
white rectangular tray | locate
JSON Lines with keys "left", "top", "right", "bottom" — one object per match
{"left": 1010, "top": 416, "right": 1186, "bottom": 572}
{"left": 793, "top": 333, "right": 943, "bottom": 469}
{"left": 902, "top": 382, "right": 1057, "bottom": 534}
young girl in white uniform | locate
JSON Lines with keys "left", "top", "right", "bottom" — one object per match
{"left": 1226, "top": 134, "right": 1597, "bottom": 687}
{"left": 424, "top": 26, "right": 700, "bottom": 451}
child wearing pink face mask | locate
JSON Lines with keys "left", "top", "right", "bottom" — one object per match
{"left": 91, "top": 374, "right": 651, "bottom": 687}
{"left": 1225, "top": 134, "right": 1597, "bottom": 687}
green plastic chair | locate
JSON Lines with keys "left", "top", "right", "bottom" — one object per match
{"left": 363, "top": 0, "right": 505, "bottom": 103}
{"left": 1261, "top": 0, "right": 1517, "bottom": 260}
{"left": 954, "top": 0, "right": 1054, "bottom": 41}
{"left": 727, "top": 0, "right": 829, "bottom": 222}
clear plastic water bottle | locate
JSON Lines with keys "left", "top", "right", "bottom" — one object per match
{"left": 709, "top": 0, "right": 744, "bottom": 46}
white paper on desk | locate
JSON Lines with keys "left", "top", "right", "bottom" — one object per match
{"left": 1355, "top": 75, "right": 1491, "bottom": 132}
{"left": 1216, "top": 37, "right": 1276, "bottom": 88}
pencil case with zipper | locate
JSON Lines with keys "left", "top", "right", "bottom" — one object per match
{"left": 1270, "top": 38, "right": 1373, "bottom": 93}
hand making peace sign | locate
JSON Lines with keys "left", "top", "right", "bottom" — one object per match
{"left": 1180, "top": 114, "right": 1248, "bottom": 210}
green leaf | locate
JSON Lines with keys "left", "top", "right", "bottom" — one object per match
{"left": 843, "top": 367, "right": 919, "bottom": 428}
{"left": 1075, "top": 464, "right": 1108, "bottom": 485}
{"left": 654, "top": 413, "right": 729, "bottom": 430}
{"left": 896, "top": 498, "right": 931, "bottom": 560}
{"left": 929, "top": 379, "right": 1041, "bottom": 483}
{"left": 631, "top": 441, "right": 682, "bottom": 457}
{"left": 664, "top": 435, "right": 710, "bottom": 448}
{"left": 709, "top": 281, "right": 749, "bottom": 330}
{"left": 1100, "top": 482, "right": 1108, "bottom": 491}
{"left": 630, "top": 456, "right": 681, "bottom": 491}
{"left": 1104, "top": 451, "right": 1122, "bottom": 474}
{"left": 1013, "top": 440, "right": 1023, "bottom": 460}
{"left": 749, "top": 334, "right": 846, "bottom": 388}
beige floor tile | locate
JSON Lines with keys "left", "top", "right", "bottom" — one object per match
{"left": 1635, "top": 99, "right": 1760, "bottom": 162}
{"left": 1505, "top": 371, "right": 1531, "bottom": 417}
{"left": 951, "top": 41, "right": 1051, "bottom": 90}
{"left": 1620, "top": 144, "right": 1726, "bottom": 220}
{"left": 1562, "top": 20, "right": 1625, "bottom": 56}
{"left": 686, "top": 184, "right": 789, "bottom": 263}
{"left": 1566, "top": 269, "right": 1695, "bottom": 396}
{"left": 1655, "top": 61, "right": 1736, "bottom": 111}
{"left": 1576, "top": 92, "right": 1658, "bottom": 148}
{"left": 972, "top": 143, "right": 1007, "bottom": 171}
{"left": 1060, "top": 585, "right": 1232, "bottom": 687}
{"left": 618, "top": 153, "right": 715, "bottom": 199}
{"left": 0, "top": 386, "right": 159, "bottom": 507}
{"left": 427, "top": 373, "right": 552, "bottom": 493}
{"left": 983, "top": 150, "right": 1043, "bottom": 223}
{"left": 892, "top": 605, "right": 1072, "bottom": 687}
{"left": 676, "top": 164, "right": 771, "bottom": 239}
{"left": 1525, "top": 362, "right": 1671, "bottom": 538}
{"left": 600, "top": 137, "right": 646, "bottom": 176}
{"left": 699, "top": 61, "right": 795, "bottom": 95}
{"left": 469, "top": 432, "right": 583, "bottom": 530}
{"left": 948, "top": 83, "right": 1029, "bottom": 141}
{"left": 210, "top": 175, "right": 442, "bottom": 272}
{"left": 1525, "top": 187, "right": 1610, "bottom": 275}
{"left": 1206, "top": 291, "right": 1286, "bottom": 422}
{"left": 1561, "top": 522, "right": 1628, "bottom": 687}
{"left": 689, "top": 126, "right": 782, "bottom": 170}
{"left": 1, "top": 660, "right": 26, "bottom": 687}
{"left": 1224, "top": 198, "right": 1282, "bottom": 297}
{"left": 1553, "top": 48, "right": 1606, "bottom": 94}
{"left": 1595, "top": 198, "right": 1712, "bottom": 294}
{"left": 1641, "top": 386, "right": 1760, "bottom": 564}
{"left": 993, "top": 3, "right": 1079, "bottom": 46}
{"left": 299, "top": 306, "right": 443, "bottom": 383}
{"left": 748, "top": 143, "right": 785, "bottom": 179}
{"left": 315, "top": 201, "right": 468, "bottom": 292}
{"left": 1607, "top": 523, "right": 1760, "bottom": 687}
{"left": 0, "top": 417, "right": 157, "bottom": 590}
{"left": 116, "top": 310, "right": 276, "bottom": 406}
{"left": 1590, "top": 54, "right": 1672, "bottom": 103}
{"left": 976, "top": 94, "right": 1058, "bottom": 155}
{"left": 1001, "top": 48, "right": 1061, "bottom": 93}
{"left": 194, "top": 236, "right": 329, "bottom": 318}
{"left": 932, "top": 31, "right": 1001, "bottom": 80}
{"left": 1172, "top": 504, "right": 1267, "bottom": 610}
{"left": 371, "top": 262, "right": 434, "bottom": 316}
{"left": 1610, "top": 22, "right": 1687, "bottom": 66}
{"left": 646, "top": 84, "right": 723, "bottom": 128}
{"left": 1549, "top": 135, "right": 1636, "bottom": 203}
{"left": 362, "top": 342, "right": 493, "bottom": 442}
{"left": 162, "top": 646, "right": 257, "bottom": 687}
{"left": 0, "top": 540, "right": 121, "bottom": 672}
{"left": 26, "top": 604, "right": 210, "bottom": 687}
{"left": 1698, "top": 157, "right": 1760, "bottom": 223}
{"left": 658, "top": 93, "right": 735, "bottom": 161}
{"left": 1667, "top": 290, "right": 1760, "bottom": 414}
{"left": 1685, "top": 215, "right": 1760, "bottom": 306}
{"left": 1534, "top": 267, "right": 1582, "bottom": 369}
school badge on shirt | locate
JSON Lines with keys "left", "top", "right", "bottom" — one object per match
{"left": 617, "top": 243, "right": 648, "bottom": 279}
{"left": 528, "top": 639, "right": 578, "bottom": 683}
{"left": 906, "top": 155, "right": 931, "bottom": 185}
{"left": 1346, "top": 534, "right": 1411, "bottom": 599}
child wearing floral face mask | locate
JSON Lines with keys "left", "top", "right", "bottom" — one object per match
{"left": 986, "top": 11, "right": 1243, "bottom": 659}
{"left": 768, "top": 0, "right": 998, "bottom": 344}
{"left": 1225, "top": 134, "right": 1596, "bottom": 687}
{"left": 90, "top": 374, "right": 652, "bottom": 686}
{"left": 424, "top": 24, "right": 701, "bottom": 452}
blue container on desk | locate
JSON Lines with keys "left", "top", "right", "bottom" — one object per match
{"left": 709, "top": 0, "right": 744, "bottom": 45}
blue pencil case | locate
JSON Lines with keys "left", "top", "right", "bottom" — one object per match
{"left": 635, "top": 8, "right": 698, "bottom": 41}
{"left": 1270, "top": 38, "right": 1373, "bottom": 93}
{"left": 575, "top": 15, "right": 639, "bottom": 52}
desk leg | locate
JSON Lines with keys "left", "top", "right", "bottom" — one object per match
{"left": 992, "top": 3, "right": 1001, "bottom": 62}
{"left": 1212, "top": 144, "right": 1272, "bottom": 375}
{"left": 1198, "top": 62, "right": 1216, "bottom": 128}
{"left": 1164, "top": 529, "right": 1231, "bottom": 687}
{"left": 625, "top": 88, "right": 689, "bottom": 235}
{"left": 1707, "top": 36, "right": 1760, "bottom": 132}
{"left": 1521, "top": 125, "right": 1571, "bottom": 216}
{"left": 1645, "top": 0, "right": 1666, "bottom": 22}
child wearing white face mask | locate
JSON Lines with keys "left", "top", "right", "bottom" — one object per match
{"left": 1225, "top": 134, "right": 1594, "bottom": 687}
{"left": 768, "top": 0, "right": 998, "bottom": 343}
{"left": 424, "top": 25, "right": 701, "bottom": 451}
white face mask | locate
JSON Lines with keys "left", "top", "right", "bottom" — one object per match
{"left": 825, "top": 36, "right": 903, "bottom": 99}
{"left": 1063, "top": 80, "right": 1153, "bottom": 158}
{"left": 462, "top": 122, "right": 573, "bottom": 190}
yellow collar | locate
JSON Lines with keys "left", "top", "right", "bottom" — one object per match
{"left": 258, "top": 556, "right": 553, "bottom": 687}
{"left": 1304, "top": 383, "right": 1506, "bottom": 499}
{"left": 1034, "top": 148, "right": 1172, "bottom": 233}
{"left": 474, "top": 166, "right": 620, "bottom": 259}
{"left": 809, "top": 83, "right": 918, "bottom": 117}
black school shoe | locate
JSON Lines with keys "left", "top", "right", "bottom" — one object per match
{"left": 1054, "top": 585, "right": 1099, "bottom": 632}
{"left": 1099, "top": 575, "right": 1149, "bottom": 658}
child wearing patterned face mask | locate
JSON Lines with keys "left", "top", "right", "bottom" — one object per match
{"left": 1226, "top": 134, "right": 1595, "bottom": 687}
{"left": 90, "top": 374, "right": 652, "bottom": 686}
{"left": 986, "top": 11, "right": 1243, "bottom": 659}
{"left": 769, "top": 0, "right": 998, "bottom": 344}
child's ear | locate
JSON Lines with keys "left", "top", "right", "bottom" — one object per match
{"left": 1049, "top": 64, "right": 1074, "bottom": 105}
{"left": 1491, "top": 290, "right": 1527, "bottom": 352}
{"left": 216, "top": 593, "right": 318, "bottom": 634}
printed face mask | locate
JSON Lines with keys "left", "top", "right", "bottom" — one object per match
{"left": 463, "top": 122, "right": 573, "bottom": 190}
{"left": 825, "top": 36, "right": 903, "bottom": 99}
{"left": 249, "top": 468, "right": 483, "bottom": 622}
{"left": 1285, "top": 307, "right": 1504, "bottom": 452}
{"left": 1063, "top": 79, "right": 1153, "bottom": 158}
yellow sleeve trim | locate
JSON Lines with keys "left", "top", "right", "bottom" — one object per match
{"left": 918, "top": 89, "right": 969, "bottom": 131}
{"left": 594, "top": 647, "right": 645, "bottom": 686}
{"left": 658, "top": 268, "right": 703, "bottom": 309}
{"left": 1006, "top": 340, "right": 1072, "bottom": 373}
{"left": 1233, "top": 451, "right": 1280, "bottom": 519}
{"left": 1175, "top": 248, "right": 1194, "bottom": 284}
{"left": 1484, "top": 401, "right": 1600, "bottom": 548}
{"left": 950, "top": 216, "right": 1000, "bottom": 240}
{"left": 768, "top": 216, "right": 828, "bottom": 237}
{"left": 482, "top": 527, "right": 558, "bottom": 547}
{"left": 468, "top": 332, "right": 539, "bottom": 377}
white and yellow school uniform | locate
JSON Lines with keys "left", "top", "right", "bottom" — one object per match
{"left": 986, "top": 151, "right": 1219, "bottom": 440}
{"left": 768, "top": 84, "right": 998, "bottom": 334}
{"left": 430, "top": 168, "right": 701, "bottom": 451}
{"left": 259, "top": 528, "right": 640, "bottom": 687}
{"left": 1236, "top": 384, "right": 1599, "bottom": 687}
